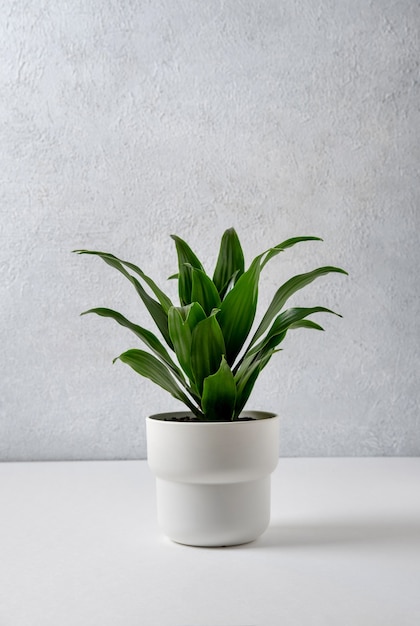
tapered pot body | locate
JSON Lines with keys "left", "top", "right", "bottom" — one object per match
{"left": 146, "top": 411, "right": 279, "bottom": 547}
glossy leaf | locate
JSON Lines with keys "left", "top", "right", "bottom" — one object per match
{"left": 73, "top": 250, "right": 173, "bottom": 312}
{"left": 235, "top": 308, "right": 334, "bottom": 381}
{"left": 213, "top": 228, "right": 245, "bottom": 298}
{"left": 182, "top": 301, "right": 208, "bottom": 330}
{"left": 190, "top": 266, "right": 221, "bottom": 316}
{"left": 171, "top": 235, "right": 204, "bottom": 306}
{"left": 260, "top": 236, "right": 322, "bottom": 269}
{"left": 217, "top": 256, "right": 260, "bottom": 365}
{"left": 82, "top": 307, "right": 184, "bottom": 381}
{"left": 76, "top": 230, "right": 347, "bottom": 421}
{"left": 114, "top": 258, "right": 173, "bottom": 313}
{"left": 202, "top": 356, "right": 237, "bottom": 421}
{"left": 249, "top": 266, "right": 347, "bottom": 348}
{"left": 168, "top": 307, "right": 191, "bottom": 378}
{"left": 233, "top": 350, "right": 275, "bottom": 419}
{"left": 250, "top": 306, "right": 340, "bottom": 357}
{"left": 217, "top": 237, "right": 328, "bottom": 365}
{"left": 73, "top": 250, "right": 173, "bottom": 348}
{"left": 191, "top": 313, "right": 225, "bottom": 394}
{"left": 115, "top": 349, "right": 201, "bottom": 416}
{"left": 218, "top": 270, "right": 241, "bottom": 300}
{"left": 288, "top": 319, "right": 324, "bottom": 331}
{"left": 168, "top": 303, "right": 206, "bottom": 383}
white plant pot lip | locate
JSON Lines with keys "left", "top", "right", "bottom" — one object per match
{"left": 148, "top": 410, "right": 277, "bottom": 423}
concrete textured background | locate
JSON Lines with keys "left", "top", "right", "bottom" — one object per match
{"left": 1, "top": 0, "right": 419, "bottom": 460}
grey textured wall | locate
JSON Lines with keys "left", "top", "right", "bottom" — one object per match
{"left": 1, "top": 0, "right": 419, "bottom": 460}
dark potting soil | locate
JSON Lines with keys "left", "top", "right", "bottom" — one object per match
{"left": 161, "top": 416, "right": 256, "bottom": 422}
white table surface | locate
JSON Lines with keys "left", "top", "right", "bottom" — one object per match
{"left": 1, "top": 458, "right": 419, "bottom": 626}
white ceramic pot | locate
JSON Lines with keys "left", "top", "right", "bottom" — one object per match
{"left": 146, "top": 410, "right": 279, "bottom": 547}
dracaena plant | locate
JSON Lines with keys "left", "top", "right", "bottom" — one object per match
{"left": 74, "top": 228, "right": 347, "bottom": 421}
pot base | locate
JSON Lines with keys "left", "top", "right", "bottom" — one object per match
{"left": 155, "top": 476, "right": 271, "bottom": 547}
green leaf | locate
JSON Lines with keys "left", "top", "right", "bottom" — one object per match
{"left": 171, "top": 235, "right": 204, "bottom": 306}
{"left": 190, "top": 266, "right": 221, "bottom": 316}
{"left": 182, "top": 301, "right": 208, "bottom": 330}
{"left": 213, "top": 228, "right": 245, "bottom": 298}
{"left": 82, "top": 307, "right": 184, "bottom": 381}
{"left": 216, "top": 237, "right": 327, "bottom": 365}
{"left": 114, "top": 349, "right": 201, "bottom": 416}
{"left": 235, "top": 307, "right": 336, "bottom": 382}
{"left": 73, "top": 250, "right": 173, "bottom": 348}
{"left": 75, "top": 234, "right": 347, "bottom": 422}
{"left": 289, "top": 319, "right": 324, "bottom": 331}
{"left": 73, "top": 250, "right": 173, "bottom": 313}
{"left": 113, "top": 257, "right": 172, "bottom": 313}
{"left": 217, "top": 256, "right": 260, "bottom": 365}
{"left": 233, "top": 350, "right": 275, "bottom": 419}
{"left": 168, "top": 303, "right": 206, "bottom": 383}
{"left": 190, "top": 312, "right": 226, "bottom": 394}
{"left": 218, "top": 270, "right": 241, "bottom": 300}
{"left": 201, "top": 356, "right": 237, "bottom": 421}
{"left": 250, "top": 306, "right": 341, "bottom": 356}
{"left": 234, "top": 306, "right": 336, "bottom": 415}
{"left": 261, "top": 236, "right": 323, "bottom": 269}
{"left": 168, "top": 307, "right": 193, "bottom": 381}
{"left": 248, "top": 266, "right": 347, "bottom": 349}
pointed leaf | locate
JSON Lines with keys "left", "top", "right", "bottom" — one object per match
{"left": 289, "top": 319, "right": 324, "bottom": 331}
{"left": 182, "top": 301, "right": 207, "bottom": 330}
{"left": 115, "top": 349, "right": 201, "bottom": 416}
{"left": 217, "top": 257, "right": 260, "bottom": 365}
{"left": 168, "top": 303, "right": 206, "bottom": 383}
{"left": 190, "top": 312, "right": 226, "bottom": 394}
{"left": 171, "top": 235, "right": 204, "bottom": 306}
{"left": 228, "top": 314, "right": 333, "bottom": 416}
{"left": 251, "top": 306, "right": 341, "bottom": 356}
{"left": 218, "top": 269, "right": 241, "bottom": 300}
{"left": 216, "top": 237, "right": 325, "bottom": 365}
{"left": 202, "top": 356, "right": 237, "bottom": 421}
{"left": 234, "top": 331, "right": 284, "bottom": 375}
{"left": 213, "top": 228, "right": 245, "bottom": 298}
{"left": 73, "top": 250, "right": 173, "bottom": 348}
{"left": 190, "top": 266, "right": 221, "bottom": 316}
{"left": 261, "top": 236, "right": 323, "bottom": 269}
{"left": 168, "top": 308, "right": 191, "bottom": 378}
{"left": 249, "top": 266, "right": 347, "bottom": 348}
{"left": 236, "top": 307, "right": 337, "bottom": 382}
{"left": 168, "top": 307, "right": 190, "bottom": 375}
{"left": 233, "top": 350, "right": 275, "bottom": 419}
{"left": 82, "top": 307, "right": 184, "bottom": 380}
{"left": 73, "top": 250, "right": 173, "bottom": 312}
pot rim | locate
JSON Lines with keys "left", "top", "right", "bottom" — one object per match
{"left": 148, "top": 410, "right": 278, "bottom": 423}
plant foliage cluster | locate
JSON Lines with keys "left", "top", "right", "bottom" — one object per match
{"left": 74, "top": 228, "right": 347, "bottom": 421}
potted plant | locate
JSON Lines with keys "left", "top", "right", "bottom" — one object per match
{"left": 74, "top": 228, "right": 346, "bottom": 546}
